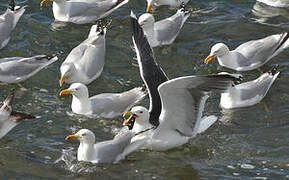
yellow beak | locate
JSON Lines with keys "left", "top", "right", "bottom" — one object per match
{"left": 59, "top": 89, "right": 71, "bottom": 96}
{"left": 40, "top": 0, "right": 50, "bottom": 6}
{"left": 204, "top": 55, "right": 216, "bottom": 64}
{"left": 146, "top": 5, "right": 152, "bottom": 13}
{"left": 65, "top": 134, "right": 78, "bottom": 141}
{"left": 122, "top": 111, "right": 134, "bottom": 126}
{"left": 59, "top": 76, "right": 67, "bottom": 87}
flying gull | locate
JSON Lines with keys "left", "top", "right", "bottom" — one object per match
{"left": 204, "top": 31, "right": 289, "bottom": 71}
{"left": 40, "top": 0, "right": 129, "bottom": 24}
{"left": 0, "top": 0, "right": 26, "bottom": 49}
{"left": 220, "top": 66, "right": 280, "bottom": 109}
{"left": 138, "top": 4, "right": 191, "bottom": 47}
{"left": 0, "top": 89, "right": 35, "bottom": 138}
{"left": 0, "top": 53, "right": 59, "bottom": 83}
{"left": 59, "top": 22, "right": 107, "bottom": 87}
{"left": 59, "top": 83, "right": 147, "bottom": 118}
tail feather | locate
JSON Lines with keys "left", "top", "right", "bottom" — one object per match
{"left": 274, "top": 31, "right": 289, "bottom": 53}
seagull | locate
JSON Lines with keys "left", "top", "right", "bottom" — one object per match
{"left": 257, "top": 0, "right": 289, "bottom": 8}
{"left": 146, "top": 0, "right": 190, "bottom": 12}
{"left": 59, "top": 22, "right": 107, "bottom": 87}
{"left": 204, "top": 31, "right": 289, "bottom": 71}
{"left": 0, "top": 0, "right": 26, "bottom": 49}
{"left": 0, "top": 89, "right": 35, "bottom": 138}
{"left": 65, "top": 126, "right": 135, "bottom": 163}
{"left": 220, "top": 66, "right": 280, "bottom": 109}
{"left": 118, "top": 12, "right": 238, "bottom": 154}
{"left": 40, "top": 0, "right": 129, "bottom": 24}
{"left": 138, "top": 4, "right": 191, "bottom": 47}
{"left": 59, "top": 83, "right": 147, "bottom": 118}
{"left": 0, "top": 53, "right": 59, "bottom": 83}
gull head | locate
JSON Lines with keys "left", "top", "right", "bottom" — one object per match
{"left": 123, "top": 106, "right": 150, "bottom": 131}
{"left": 59, "top": 64, "right": 76, "bottom": 87}
{"left": 204, "top": 43, "right": 229, "bottom": 64}
{"left": 65, "top": 129, "right": 95, "bottom": 144}
{"left": 138, "top": 13, "right": 155, "bottom": 29}
{"left": 59, "top": 83, "right": 89, "bottom": 99}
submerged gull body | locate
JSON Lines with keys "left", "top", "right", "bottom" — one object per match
{"left": 146, "top": 0, "right": 190, "bottom": 12}
{"left": 0, "top": 53, "right": 59, "bottom": 83}
{"left": 138, "top": 5, "right": 191, "bottom": 47}
{"left": 257, "top": 0, "right": 289, "bottom": 7}
{"left": 59, "top": 83, "right": 147, "bottom": 118}
{"left": 41, "top": 0, "right": 129, "bottom": 24}
{"left": 0, "top": 89, "right": 35, "bottom": 138}
{"left": 119, "top": 13, "right": 238, "bottom": 155}
{"left": 205, "top": 31, "right": 289, "bottom": 71}
{"left": 0, "top": 0, "right": 26, "bottom": 49}
{"left": 220, "top": 67, "right": 280, "bottom": 109}
{"left": 59, "top": 23, "right": 106, "bottom": 87}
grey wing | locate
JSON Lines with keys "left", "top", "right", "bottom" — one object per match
{"left": 154, "top": 15, "right": 184, "bottom": 45}
{"left": 0, "top": 14, "right": 13, "bottom": 47}
{"left": 0, "top": 119, "right": 18, "bottom": 138}
{"left": 0, "top": 57, "right": 23, "bottom": 63}
{"left": 158, "top": 74, "right": 237, "bottom": 136}
{"left": 131, "top": 13, "right": 168, "bottom": 127}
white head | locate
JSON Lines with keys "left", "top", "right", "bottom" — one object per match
{"left": 204, "top": 43, "right": 230, "bottom": 64}
{"left": 138, "top": 13, "right": 155, "bottom": 29}
{"left": 59, "top": 63, "right": 76, "bottom": 87}
{"left": 59, "top": 83, "right": 89, "bottom": 99}
{"left": 123, "top": 106, "right": 150, "bottom": 132}
{"left": 65, "top": 129, "right": 95, "bottom": 144}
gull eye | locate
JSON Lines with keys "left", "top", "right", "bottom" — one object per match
{"left": 139, "top": 111, "right": 143, "bottom": 114}
{"left": 82, "top": 133, "right": 86, "bottom": 136}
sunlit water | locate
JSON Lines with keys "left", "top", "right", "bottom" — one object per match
{"left": 1, "top": 0, "right": 289, "bottom": 179}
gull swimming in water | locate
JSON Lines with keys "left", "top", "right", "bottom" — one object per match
{"left": 0, "top": 89, "right": 35, "bottom": 138}
{"left": 59, "top": 83, "right": 147, "bottom": 118}
{"left": 138, "top": 4, "right": 191, "bottom": 47}
{"left": 257, "top": 0, "right": 289, "bottom": 7}
{"left": 59, "top": 22, "right": 107, "bottom": 87}
{"left": 0, "top": 53, "right": 59, "bottom": 83}
{"left": 40, "top": 0, "right": 129, "bottom": 24}
{"left": 220, "top": 66, "right": 280, "bottom": 109}
{"left": 0, "top": 0, "right": 26, "bottom": 49}
{"left": 146, "top": 0, "right": 190, "bottom": 12}
{"left": 118, "top": 12, "right": 238, "bottom": 154}
{"left": 65, "top": 124, "right": 137, "bottom": 163}
{"left": 204, "top": 31, "right": 289, "bottom": 71}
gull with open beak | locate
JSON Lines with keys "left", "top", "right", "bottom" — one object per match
{"left": 138, "top": 3, "right": 191, "bottom": 47}
{"left": 0, "top": 0, "right": 26, "bottom": 49}
{"left": 204, "top": 31, "right": 289, "bottom": 71}
{"left": 59, "top": 83, "right": 147, "bottom": 118}
{"left": 146, "top": 0, "right": 190, "bottom": 13}
{"left": 59, "top": 22, "right": 107, "bottom": 87}
{"left": 40, "top": 0, "right": 129, "bottom": 24}
{"left": 0, "top": 89, "right": 35, "bottom": 138}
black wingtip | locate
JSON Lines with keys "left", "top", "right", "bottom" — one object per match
{"left": 141, "top": 84, "right": 147, "bottom": 92}
{"left": 8, "top": 0, "right": 15, "bottom": 11}
{"left": 96, "top": 19, "right": 111, "bottom": 35}
{"left": 47, "top": 51, "right": 62, "bottom": 60}
{"left": 268, "top": 65, "right": 279, "bottom": 76}
{"left": 4, "top": 88, "right": 15, "bottom": 106}
{"left": 11, "top": 111, "right": 36, "bottom": 122}
{"left": 179, "top": 2, "right": 192, "bottom": 14}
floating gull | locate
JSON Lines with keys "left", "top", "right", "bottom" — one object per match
{"left": 0, "top": 53, "right": 59, "bottom": 83}
{"left": 118, "top": 12, "right": 238, "bottom": 153}
{"left": 65, "top": 127, "right": 136, "bottom": 163}
{"left": 0, "top": 89, "right": 35, "bottom": 138}
{"left": 220, "top": 67, "right": 280, "bottom": 109}
{"left": 59, "top": 83, "right": 147, "bottom": 118}
{"left": 204, "top": 31, "right": 289, "bottom": 71}
{"left": 40, "top": 0, "right": 129, "bottom": 24}
{"left": 146, "top": 0, "right": 190, "bottom": 12}
{"left": 59, "top": 22, "right": 107, "bottom": 87}
{"left": 0, "top": 0, "right": 26, "bottom": 49}
{"left": 138, "top": 4, "right": 191, "bottom": 47}
{"left": 257, "top": 0, "right": 289, "bottom": 8}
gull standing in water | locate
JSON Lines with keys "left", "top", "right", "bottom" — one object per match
{"left": 118, "top": 12, "right": 238, "bottom": 154}
{"left": 204, "top": 31, "right": 289, "bottom": 71}
{"left": 220, "top": 67, "right": 280, "bottom": 109}
{"left": 0, "top": 89, "right": 35, "bottom": 138}
{"left": 0, "top": 53, "right": 59, "bottom": 83}
{"left": 59, "top": 83, "right": 147, "bottom": 118}
{"left": 59, "top": 22, "right": 107, "bottom": 87}
{"left": 0, "top": 0, "right": 26, "bottom": 49}
{"left": 40, "top": 0, "right": 129, "bottom": 24}
{"left": 138, "top": 4, "right": 191, "bottom": 47}
{"left": 146, "top": 0, "right": 190, "bottom": 12}
{"left": 257, "top": 0, "right": 289, "bottom": 7}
